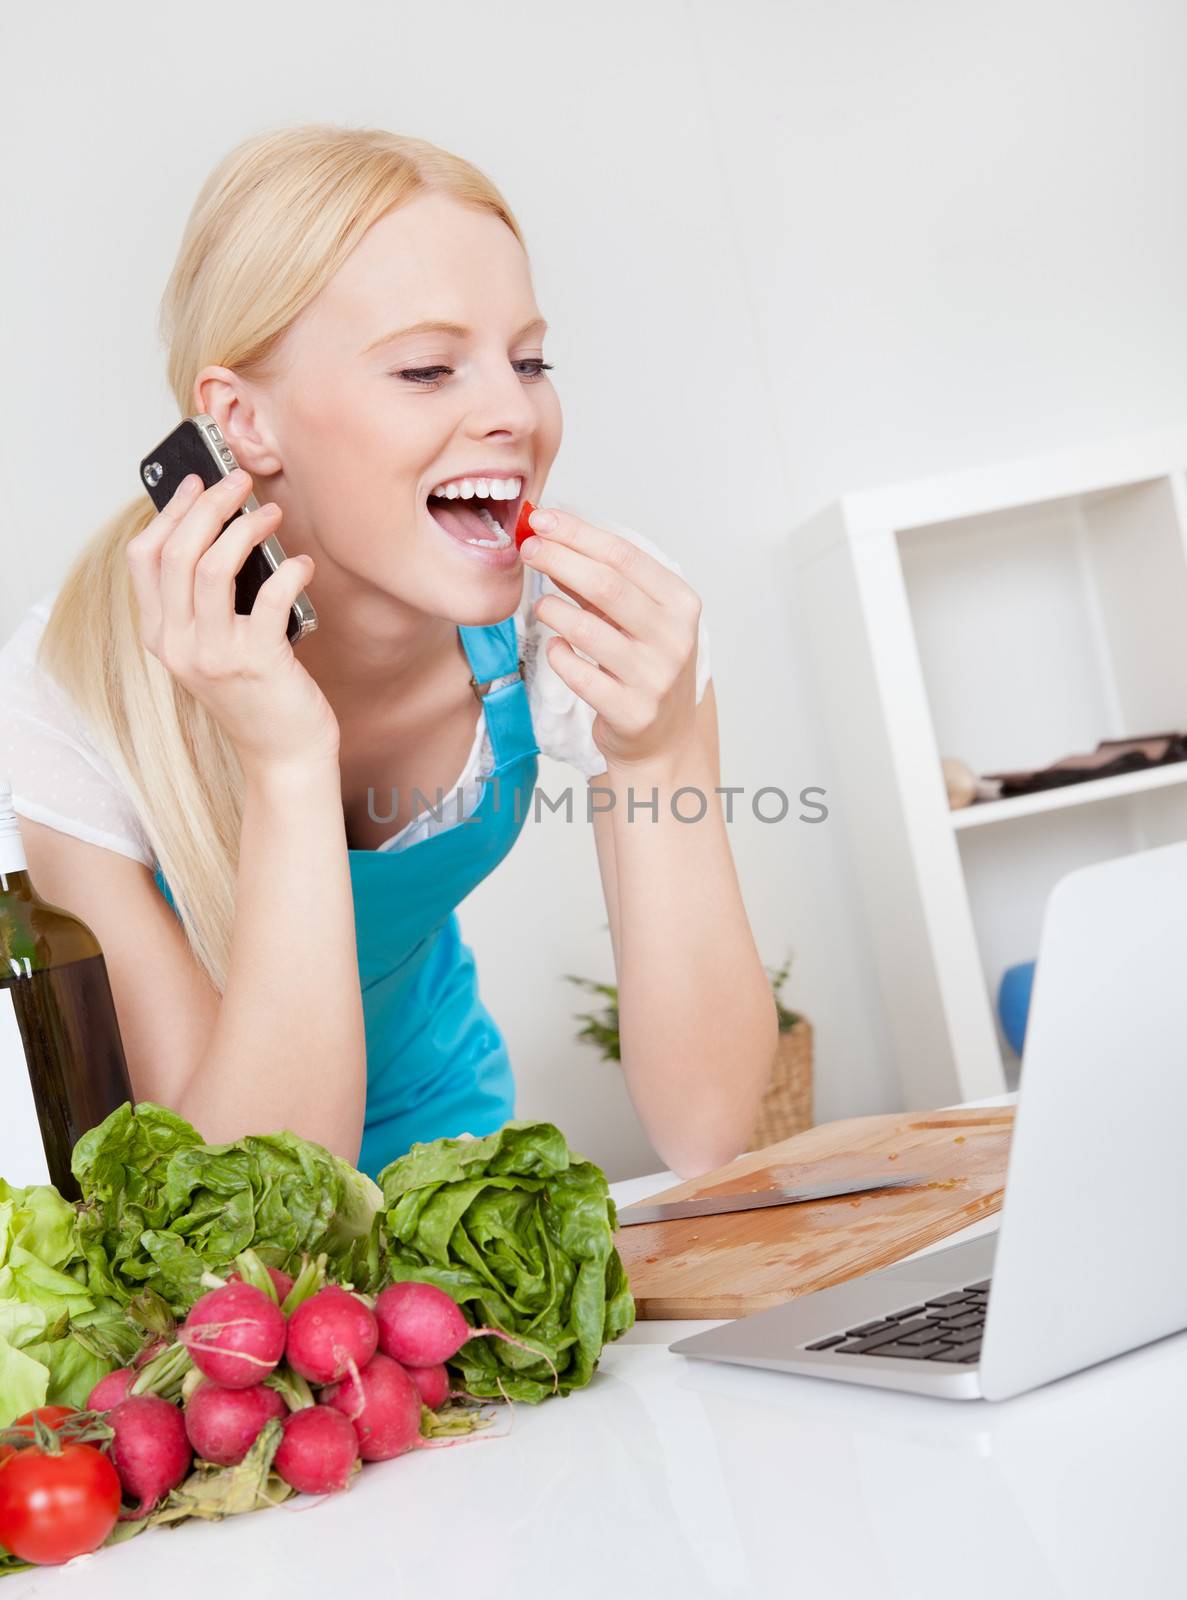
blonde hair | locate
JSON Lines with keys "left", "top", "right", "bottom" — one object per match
{"left": 38, "top": 123, "right": 526, "bottom": 990}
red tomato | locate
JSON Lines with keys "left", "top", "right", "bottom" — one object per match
{"left": 12, "top": 1406, "right": 78, "bottom": 1433}
{"left": 0, "top": 1441, "right": 120, "bottom": 1564}
{"left": 0, "top": 1406, "right": 80, "bottom": 1468}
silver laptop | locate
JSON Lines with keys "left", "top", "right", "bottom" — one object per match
{"left": 671, "top": 839, "right": 1187, "bottom": 1400}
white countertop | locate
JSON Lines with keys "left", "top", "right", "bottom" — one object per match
{"left": 11, "top": 1094, "right": 1185, "bottom": 1599}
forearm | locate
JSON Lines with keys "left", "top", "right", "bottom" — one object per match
{"left": 177, "top": 755, "right": 366, "bottom": 1163}
{"left": 598, "top": 745, "right": 778, "bottom": 1178}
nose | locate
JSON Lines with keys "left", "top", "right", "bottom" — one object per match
{"left": 466, "top": 356, "right": 539, "bottom": 438}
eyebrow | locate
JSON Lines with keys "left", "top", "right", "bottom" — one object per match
{"left": 361, "top": 315, "right": 549, "bottom": 355}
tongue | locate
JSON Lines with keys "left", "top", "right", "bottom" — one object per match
{"left": 429, "top": 501, "right": 505, "bottom": 543}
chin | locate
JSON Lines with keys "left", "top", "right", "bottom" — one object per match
{"left": 441, "top": 571, "right": 526, "bottom": 629}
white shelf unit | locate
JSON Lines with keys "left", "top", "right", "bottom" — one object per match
{"left": 784, "top": 427, "right": 1187, "bottom": 1107}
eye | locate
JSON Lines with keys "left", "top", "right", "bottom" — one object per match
{"left": 395, "top": 366, "right": 453, "bottom": 386}
{"left": 394, "top": 361, "right": 556, "bottom": 389}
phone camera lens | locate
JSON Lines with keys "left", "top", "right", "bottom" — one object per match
{"left": 143, "top": 461, "right": 164, "bottom": 488}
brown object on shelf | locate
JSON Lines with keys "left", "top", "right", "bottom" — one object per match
{"left": 942, "top": 757, "right": 1003, "bottom": 808}
{"left": 747, "top": 1019, "right": 813, "bottom": 1151}
{"left": 615, "top": 1103, "right": 1015, "bottom": 1319}
{"left": 984, "top": 731, "right": 1187, "bottom": 796}
{"left": 943, "top": 758, "right": 977, "bottom": 809}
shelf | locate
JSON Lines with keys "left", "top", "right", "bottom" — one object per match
{"left": 787, "top": 430, "right": 1187, "bottom": 1108}
{"left": 896, "top": 477, "right": 1187, "bottom": 780}
{"left": 950, "top": 759, "right": 1187, "bottom": 830}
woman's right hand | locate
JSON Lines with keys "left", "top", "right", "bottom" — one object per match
{"left": 126, "top": 469, "right": 340, "bottom": 774}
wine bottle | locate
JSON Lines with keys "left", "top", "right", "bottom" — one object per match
{"left": 0, "top": 776, "right": 133, "bottom": 1199}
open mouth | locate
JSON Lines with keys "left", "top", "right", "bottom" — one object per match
{"left": 426, "top": 486, "right": 522, "bottom": 549}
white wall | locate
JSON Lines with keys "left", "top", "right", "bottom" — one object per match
{"left": 4, "top": 0, "right": 1187, "bottom": 1178}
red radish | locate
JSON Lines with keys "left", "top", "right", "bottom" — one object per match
{"left": 274, "top": 1405, "right": 359, "bottom": 1494}
{"left": 322, "top": 1353, "right": 422, "bottom": 1460}
{"left": 373, "top": 1282, "right": 470, "bottom": 1366}
{"left": 285, "top": 1285, "right": 378, "bottom": 1386}
{"left": 133, "top": 1337, "right": 169, "bottom": 1370}
{"left": 184, "top": 1380, "right": 286, "bottom": 1466}
{"left": 180, "top": 1282, "right": 286, "bottom": 1389}
{"left": 105, "top": 1394, "right": 192, "bottom": 1517}
{"left": 230, "top": 1264, "right": 295, "bottom": 1303}
{"left": 374, "top": 1281, "right": 560, "bottom": 1394}
{"left": 87, "top": 1367, "right": 136, "bottom": 1411}
{"left": 404, "top": 1362, "right": 450, "bottom": 1410}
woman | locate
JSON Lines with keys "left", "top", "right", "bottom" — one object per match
{"left": 0, "top": 124, "right": 776, "bottom": 1179}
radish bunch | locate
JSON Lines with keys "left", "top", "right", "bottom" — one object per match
{"left": 87, "top": 1268, "right": 496, "bottom": 1505}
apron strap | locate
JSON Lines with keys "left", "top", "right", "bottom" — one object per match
{"left": 457, "top": 616, "right": 540, "bottom": 771}
{"left": 458, "top": 614, "right": 518, "bottom": 686}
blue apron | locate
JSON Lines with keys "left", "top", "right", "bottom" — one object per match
{"left": 153, "top": 614, "right": 540, "bottom": 1179}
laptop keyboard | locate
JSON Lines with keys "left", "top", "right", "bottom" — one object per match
{"left": 802, "top": 1278, "right": 991, "bottom": 1365}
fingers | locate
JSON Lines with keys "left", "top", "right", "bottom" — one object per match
{"left": 522, "top": 507, "right": 686, "bottom": 607}
{"left": 192, "top": 498, "right": 284, "bottom": 648}
{"left": 158, "top": 468, "right": 257, "bottom": 637}
{"left": 526, "top": 543, "right": 652, "bottom": 638}
{"left": 127, "top": 468, "right": 299, "bottom": 666}
{"left": 248, "top": 550, "right": 315, "bottom": 645}
{"left": 126, "top": 472, "right": 204, "bottom": 641}
{"left": 542, "top": 633, "right": 638, "bottom": 726}
{"left": 534, "top": 591, "right": 635, "bottom": 681}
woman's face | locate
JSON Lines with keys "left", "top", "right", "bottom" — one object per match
{"left": 230, "top": 191, "right": 562, "bottom": 626}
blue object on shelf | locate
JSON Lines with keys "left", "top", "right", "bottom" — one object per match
{"left": 998, "top": 960, "right": 1036, "bottom": 1056}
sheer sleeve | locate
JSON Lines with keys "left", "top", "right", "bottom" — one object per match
{"left": 517, "top": 513, "right": 712, "bottom": 780}
{"left": 0, "top": 593, "right": 154, "bottom": 866}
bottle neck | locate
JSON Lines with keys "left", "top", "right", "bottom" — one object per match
{"left": 0, "top": 806, "right": 29, "bottom": 877}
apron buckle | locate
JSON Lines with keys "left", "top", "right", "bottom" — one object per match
{"left": 469, "top": 656, "right": 526, "bottom": 700}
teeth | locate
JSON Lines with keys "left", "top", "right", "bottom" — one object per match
{"left": 427, "top": 487, "right": 512, "bottom": 548}
{"left": 463, "top": 502, "right": 511, "bottom": 548}
{"left": 430, "top": 475, "right": 522, "bottom": 500}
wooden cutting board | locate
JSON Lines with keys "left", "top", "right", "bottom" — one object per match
{"left": 615, "top": 1104, "right": 1015, "bottom": 1319}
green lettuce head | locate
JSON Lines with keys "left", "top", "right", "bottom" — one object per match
{"left": 377, "top": 1121, "right": 635, "bottom": 1402}
{"left": 72, "top": 1103, "right": 383, "bottom": 1314}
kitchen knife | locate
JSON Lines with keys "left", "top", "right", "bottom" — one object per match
{"left": 614, "top": 1171, "right": 930, "bottom": 1226}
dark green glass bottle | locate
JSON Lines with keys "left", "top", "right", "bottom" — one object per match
{"left": 0, "top": 777, "right": 133, "bottom": 1200}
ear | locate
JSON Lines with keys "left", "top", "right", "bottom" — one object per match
{"left": 192, "top": 365, "right": 283, "bottom": 476}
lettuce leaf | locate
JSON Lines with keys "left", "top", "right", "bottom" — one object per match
{"left": 0, "top": 1178, "right": 138, "bottom": 1423}
{"left": 72, "top": 1103, "right": 383, "bottom": 1315}
{"left": 0, "top": 1302, "right": 53, "bottom": 1419}
{"left": 377, "top": 1121, "right": 635, "bottom": 1402}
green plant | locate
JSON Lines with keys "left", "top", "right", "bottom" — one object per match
{"left": 565, "top": 952, "right": 802, "bottom": 1062}
{"left": 765, "top": 955, "right": 803, "bottom": 1033}
{"left": 563, "top": 975, "right": 621, "bottom": 1062}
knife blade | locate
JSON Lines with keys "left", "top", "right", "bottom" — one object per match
{"left": 614, "top": 1171, "right": 930, "bottom": 1226}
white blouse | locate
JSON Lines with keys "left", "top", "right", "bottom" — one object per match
{"left": 0, "top": 516, "right": 712, "bottom": 865}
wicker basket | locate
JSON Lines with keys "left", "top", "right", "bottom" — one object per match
{"left": 747, "top": 1018, "right": 814, "bottom": 1152}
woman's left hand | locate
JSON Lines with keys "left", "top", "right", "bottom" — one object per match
{"left": 520, "top": 506, "right": 703, "bottom": 771}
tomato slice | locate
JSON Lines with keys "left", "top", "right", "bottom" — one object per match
{"left": 0, "top": 1441, "right": 120, "bottom": 1565}
{"left": 514, "top": 498, "right": 537, "bottom": 550}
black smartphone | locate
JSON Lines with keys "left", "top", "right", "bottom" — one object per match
{"left": 138, "top": 414, "right": 317, "bottom": 645}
